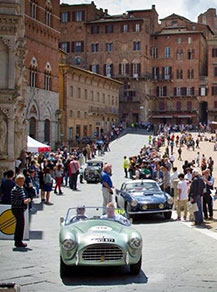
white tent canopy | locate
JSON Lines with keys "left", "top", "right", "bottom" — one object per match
{"left": 27, "top": 136, "right": 51, "bottom": 153}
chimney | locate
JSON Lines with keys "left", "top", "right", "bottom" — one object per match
{"left": 152, "top": 4, "right": 156, "bottom": 9}
{"left": 105, "top": 9, "right": 108, "bottom": 15}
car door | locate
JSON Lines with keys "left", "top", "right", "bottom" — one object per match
{"left": 117, "top": 183, "right": 127, "bottom": 208}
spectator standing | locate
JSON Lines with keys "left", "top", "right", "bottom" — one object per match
{"left": 177, "top": 147, "right": 182, "bottom": 161}
{"left": 176, "top": 174, "right": 188, "bottom": 220}
{"left": 11, "top": 174, "right": 31, "bottom": 248}
{"left": 101, "top": 164, "right": 113, "bottom": 212}
{"left": 43, "top": 168, "right": 53, "bottom": 204}
{"left": 196, "top": 152, "right": 200, "bottom": 167}
{"left": 123, "top": 156, "right": 129, "bottom": 178}
{"left": 170, "top": 167, "right": 179, "bottom": 197}
{"left": 0, "top": 170, "right": 16, "bottom": 204}
{"left": 189, "top": 169, "right": 205, "bottom": 226}
{"left": 54, "top": 164, "right": 63, "bottom": 195}
{"left": 69, "top": 156, "right": 80, "bottom": 191}
{"left": 202, "top": 169, "right": 214, "bottom": 220}
{"left": 161, "top": 166, "right": 171, "bottom": 194}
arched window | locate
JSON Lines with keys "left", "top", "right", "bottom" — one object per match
{"left": 176, "top": 101, "right": 182, "bottom": 111}
{"left": 44, "top": 119, "right": 50, "bottom": 143}
{"left": 29, "top": 117, "right": 36, "bottom": 139}
{"left": 44, "top": 62, "right": 51, "bottom": 91}
{"left": 29, "top": 57, "right": 38, "bottom": 87}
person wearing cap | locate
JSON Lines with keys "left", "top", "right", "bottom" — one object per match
{"left": 101, "top": 164, "right": 113, "bottom": 212}
{"left": 71, "top": 205, "right": 87, "bottom": 222}
{"left": 189, "top": 169, "right": 205, "bottom": 226}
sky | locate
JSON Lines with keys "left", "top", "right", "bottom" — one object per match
{"left": 60, "top": 0, "right": 217, "bottom": 22}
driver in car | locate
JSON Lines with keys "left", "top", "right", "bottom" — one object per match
{"left": 101, "top": 202, "right": 130, "bottom": 226}
{"left": 71, "top": 205, "right": 88, "bottom": 222}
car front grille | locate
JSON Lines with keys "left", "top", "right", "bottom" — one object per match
{"left": 82, "top": 244, "right": 123, "bottom": 261}
{"left": 141, "top": 203, "right": 163, "bottom": 210}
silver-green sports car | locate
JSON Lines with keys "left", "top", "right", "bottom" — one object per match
{"left": 59, "top": 206, "right": 142, "bottom": 277}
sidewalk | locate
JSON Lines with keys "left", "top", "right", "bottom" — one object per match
{"left": 159, "top": 132, "right": 217, "bottom": 232}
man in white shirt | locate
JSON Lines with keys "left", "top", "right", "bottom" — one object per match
{"left": 177, "top": 173, "right": 188, "bottom": 220}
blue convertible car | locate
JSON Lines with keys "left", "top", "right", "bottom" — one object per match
{"left": 115, "top": 179, "right": 173, "bottom": 221}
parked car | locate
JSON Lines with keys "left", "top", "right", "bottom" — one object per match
{"left": 59, "top": 206, "right": 142, "bottom": 277}
{"left": 115, "top": 179, "right": 173, "bottom": 221}
{"left": 83, "top": 160, "right": 103, "bottom": 183}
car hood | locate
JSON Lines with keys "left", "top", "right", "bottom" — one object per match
{"left": 131, "top": 191, "right": 167, "bottom": 203}
{"left": 60, "top": 219, "right": 136, "bottom": 244}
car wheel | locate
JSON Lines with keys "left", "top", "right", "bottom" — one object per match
{"left": 164, "top": 211, "right": 172, "bottom": 220}
{"left": 129, "top": 256, "right": 142, "bottom": 275}
{"left": 60, "top": 257, "right": 70, "bottom": 278}
{"left": 125, "top": 203, "right": 134, "bottom": 222}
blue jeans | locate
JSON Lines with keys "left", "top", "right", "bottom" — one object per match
{"left": 194, "top": 196, "right": 203, "bottom": 225}
{"left": 64, "top": 171, "right": 68, "bottom": 186}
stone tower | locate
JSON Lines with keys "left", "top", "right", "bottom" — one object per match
{"left": 0, "top": 0, "right": 27, "bottom": 177}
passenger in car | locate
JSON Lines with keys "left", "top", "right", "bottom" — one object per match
{"left": 101, "top": 202, "right": 130, "bottom": 226}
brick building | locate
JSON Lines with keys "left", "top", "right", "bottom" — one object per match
{"left": 59, "top": 2, "right": 217, "bottom": 126}
{"left": 59, "top": 2, "right": 158, "bottom": 123}
{"left": 59, "top": 62, "right": 121, "bottom": 146}
{"left": 25, "top": 0, "right": 60, "bottom": 148}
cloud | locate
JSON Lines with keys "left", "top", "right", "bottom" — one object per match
{"left": 60, "top": 0, "right": 216, "bottom": 22}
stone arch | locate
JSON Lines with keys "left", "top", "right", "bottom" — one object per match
{"left": 27, "top": 100, "right": 40, "bottom": 120}
{"left": 106, "top": 58, "right": 112, "bottom": 64}
{"left": 30, "top": 56, "right": 38, "bottom": 69}
{"left": 45, "top": 0, "right": 52, "bottom": 10}
{"left": 0, "top": 39, "right": 9, "bottom": 89}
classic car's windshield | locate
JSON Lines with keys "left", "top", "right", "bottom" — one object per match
{"left": 65, "top": 206, "right": 129, "bottom": 226}
{"left": 87, "top": 162, "right": 102, "bottom": 167}
{"left": 125, "top": 182, "right": 161, "bottom": 192}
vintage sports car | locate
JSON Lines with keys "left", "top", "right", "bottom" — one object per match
{"left": 59, "top": 206, "right": 142, "bottom": 277}
{"left": 83, "top": 160, "right": 103, "bottom": 183}
{"left": 115, "top": 179, "right": 173, "bottom": 221}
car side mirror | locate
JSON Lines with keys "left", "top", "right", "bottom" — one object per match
{"left": 60, "top": 217, "right": 64, "bottom": 225}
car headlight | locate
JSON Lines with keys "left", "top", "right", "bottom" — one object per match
{"left": 129, "top": 237, "right": 142, "bottom": 249}
{"left": 142, "top": 204, "right": 148, "bottom": 210}
{"left": 62, "top": 239, "right": 76, "bottom": 251}
{"left": 167, "top": 197, "right": 173, "bottom": 205}
{"left": 131, "top": 200, "right": 138, "bottom": 207}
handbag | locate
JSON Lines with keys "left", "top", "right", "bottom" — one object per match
{"left": 188, "top": 202, "right": 198, "bottom": 213}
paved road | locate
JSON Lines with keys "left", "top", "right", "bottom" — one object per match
{"left": 1, "top": 133, "right": 217, "bottom": 292}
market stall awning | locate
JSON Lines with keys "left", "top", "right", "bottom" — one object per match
{"left": 27, "top": 136, "right": 51, "bottom": 153}
{"left": 173, "top": 114, "right": 196, "bottom": 118}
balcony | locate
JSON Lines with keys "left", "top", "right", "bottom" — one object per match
{"left": 152, "top": 74, "right": 173, "bottom": 81}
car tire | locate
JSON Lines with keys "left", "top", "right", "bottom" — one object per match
{"left": 60, "top": 257, "right": 70, "bottom": 278}
{"left": 164, "top": 211, "right": 172, "bottom": 220}
{"left": 129, "top": 256, "right": 142, "bottom": 275}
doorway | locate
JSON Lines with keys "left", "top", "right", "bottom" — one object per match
{"left": 199, "top": 102, "right": 208, "bottom": 124}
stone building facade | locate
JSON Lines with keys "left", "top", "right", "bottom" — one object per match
{"left": 0, "top": 0, "right": 27, "bottom": 177}
{"left": 59, "top": 64, "right": 121, "bottom": 146}
{"left": 24, "top": 0, "right": 60, "bottom": 149}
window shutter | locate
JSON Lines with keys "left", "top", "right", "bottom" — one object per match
{"left": 205, "top": 88, "right": 208, "bottom": 96}
{"left": 89, "top": 65, "right": 92, "bottom": 71}
{"left": 71, "top": 42, "right": 74, "bottom": 52}
{"left": 58, "top": 42, "right": 61, "bottom": 49}
{"left": 199, "top": 87, "right": 201, "bottom": 96}
{"left": 163, "top": 86, "right": 167, "bottom": 96}
{"left": 126, "top": 63, "right": 129, "bottom": 74}
{"left": 81, "top": 41, "right": 84, "bottom": 52}
{"left": 192, "top": 87, "right": 194, "bottom": 95}
{"left": 156, "top": 86, "right": 159, "bottom": 97}
{"left": 130, "top": 64, "right": 133, "bottom": 77}
{"left": 111, "top": 64, "right": 113, "bottom": 77}
{"left": 103, "top": 64, "right": 106, "bottom": 76}
{"left": 72, "top": 11, "right": 75, "bottom": 21}
{"left": 174, "top": 87, "right": 177, "bottom": 96}
{"left": 82, "top": 11, "right": 85, "bottom": 21}
{"left": 138, "top": 63, "right": 141, "bottom": 76}
{"left": 152, "top": 67, "right": 154, "bottom": 79}
{"left": 67, "top": 42, "right": 70, "bottom": 53}
{"left": 183, "top": 87, "right": 187, "bottom": 95}
{"left": 67, "top": 12, "right": 70, "bottom": 21}
{"left": 162, "top": 67, "right": 165, "bottom": 79}
{"left": 119, "top": 64, "right": 121, "bottom": 74}
{"left": 96, "top": 65, "right": 99, "bottom": 74}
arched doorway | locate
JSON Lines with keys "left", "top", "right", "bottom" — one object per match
{"left": 199, "top": 102, "right": 208, "bottom": 124}
{"left": 29, "top": 117, "right": 36, "bottom": 139}
{"left": 44, "top": 119, "right": 50, "bottom": 143}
